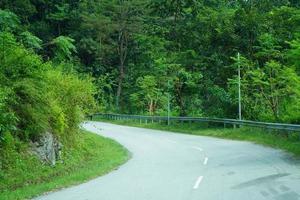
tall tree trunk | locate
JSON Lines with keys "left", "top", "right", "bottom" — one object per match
{"left": 149, "top": 99, "right": 153, "bottom": 115}
{"left": 116, "top": 63, "right": 124, "bottom": 109}
{"left": 116, "top": 29, "right": 128, "bottom": 109}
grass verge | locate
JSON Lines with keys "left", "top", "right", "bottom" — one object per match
{"left": 93, "top": 117, "right": 300, "bottom": 157}
{"left": 0, "top": 130, "right": 129, "bottom": 200}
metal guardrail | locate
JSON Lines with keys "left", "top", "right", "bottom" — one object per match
{"left": 90, "top": 113, "right": 300, "bottom": 132}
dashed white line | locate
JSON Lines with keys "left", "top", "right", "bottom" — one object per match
{"left": 193, "top": 176, "right": 203, "bottom": 189}
{"left": 203, "top": 157, "right": 208, "bottom": 165}
{"left": 191, "top": 146, "right": 203, "bottom": 151}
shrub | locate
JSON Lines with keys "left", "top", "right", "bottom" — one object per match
{"left": 46, "top": 68, "right": 95, "bottom": 139}
{"left": 0, "top": 32, "right": 95, "bottom": 144}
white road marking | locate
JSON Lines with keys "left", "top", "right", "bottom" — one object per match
{"left": 203, "top": 157, "right": 208, "bottom": 165}
{"left": 193, "top": 176, "right": 203, "bottom": 189}
{"left": 191, "top": 146, "right": 203, "bottom": 151}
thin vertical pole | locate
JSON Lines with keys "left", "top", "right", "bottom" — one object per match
{"left": 167, "top": 80, "right": 170, "bottom": 126}
{"left": 238, "top": 52, "right": 242, "bottom": 121}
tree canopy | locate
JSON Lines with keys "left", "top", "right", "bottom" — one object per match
{"left": 1, "top": 0, "right": 300, "bottom": 124}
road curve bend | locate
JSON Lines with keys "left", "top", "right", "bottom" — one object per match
{"left": 35, "top": 121, "right": 300, "bottom": 200}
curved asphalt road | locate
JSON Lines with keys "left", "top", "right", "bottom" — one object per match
{"left": 35, "top": 121, "right": 300, "bottom": 200}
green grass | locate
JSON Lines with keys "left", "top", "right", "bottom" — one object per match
{"left": 93, "top": 117, "right": 300, "bottom": 157}
{"left": 0, "top": 130, "right": 129, "bottom": 200}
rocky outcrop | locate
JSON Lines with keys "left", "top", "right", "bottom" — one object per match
{"left": 30, "top": 132, "right": 63, "bottom": 166}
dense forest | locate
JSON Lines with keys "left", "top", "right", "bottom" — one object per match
{"left": 1, "top": 1, "right": 300, "bottom": 198}
{"left": 1, "top": 0, "right": 300, "bottom": 140}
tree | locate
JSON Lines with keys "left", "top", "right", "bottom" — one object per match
{"left": 78, "top": 0, "right": 144, "bottom": 110}
{"left": 130, "top": 76, "right": 165, "bottom": 115}
{"left": 50, "top": 36, "right": 77, "bottom": 62}
{"left": 287, "top": 36, "right": 300, "bottom": 73}
{"left": 2, "top": 0, "right": 300, "bottom": 123}
{"left": 0, "top": 9, "right": 20, "bottom": 32}
{"left": 19, "top": 31, "right": 42, "bottom": 50}
{"left": 169, "top": 65, "right": 202, "bottom": 116}
{"left": 47, "top": 3, "right": 71, "bottom": 35}
{"left": 236, "top": 59, "right": 300, "bottom": 121}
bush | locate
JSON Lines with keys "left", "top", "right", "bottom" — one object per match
{"left": 0, "top": 32, "right": 95, "bottom": 144}
{"left": 0, "top": 88, "right": 16, "bottom": 142}
{"left": 46, "top": 68, "right": 95, "bottom": 139}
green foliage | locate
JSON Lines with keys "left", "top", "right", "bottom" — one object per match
{"left": 0, "top": 32, "right": 94, "bottom": 142}
{"left": 0, "top": 89, "right": 16, "bottom": 142}
{"left": 1, "top": 1, "right": 300, "bottom": 197}
{"left": 130, "top": 75, "right": 166, "bottom": 115}
{"left": 50, "top": 36, "right": 77, "bottom": 62}
{"left": 245, "top": 61, "right": 300, "bottom": 121}
{"left": 1, "top": 0, "right": 300, "bottom": 123}
{"left": 0, "top": 32, "right": 48, "bottom": 140}
{"left": 94, "top": 74, "right": 115, "bottom": 112}
{"left": 47, "top": 4, "right": 70, "bottom": 22}
{"left": 95, "top": 118, "right": 300, "bottom": 157}
{"left": 0, "top": 0, "right": 36, "bottom": 20}
{"left": 19, "top": 31, "right": 42, "bottom": 50}
{"left": 46, "top": 68, "right": 95, "bottom": 137}
{"left": 0, "top": 131, "right": 128, "bottom": 200}
{"left": 0, "top": 9, "right": 20, "bottom": 32}
{"left": 287, "top": 36, "right": 300, "bottom": 72}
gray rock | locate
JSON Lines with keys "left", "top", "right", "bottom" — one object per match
{"left": 30, "top": 132, "right": 63, "bottom": 165}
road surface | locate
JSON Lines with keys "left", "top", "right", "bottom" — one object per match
{"left": 35, "top": 121, "right": 300, "bottom": 200}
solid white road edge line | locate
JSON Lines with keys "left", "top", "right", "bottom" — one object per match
{"left": 191, "top": 146, "right": 203, "bottom": 151}
{"left": 203, "top": 157, "right": 208, "bottom": 165}
{"left": 193, "top": 176, "right": 204, "bottom": 189}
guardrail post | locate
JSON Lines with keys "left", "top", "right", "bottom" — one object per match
{"left": 233, "top": 124, "right": 236, "bottom": 129}
{"left": 145, "top": 119, "right": 148, "bottom": 124}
